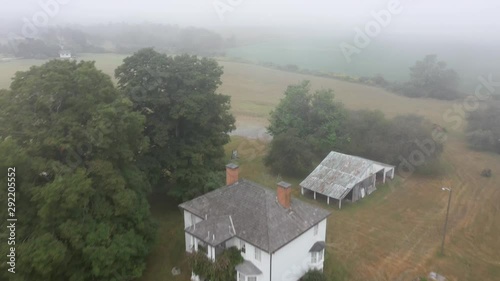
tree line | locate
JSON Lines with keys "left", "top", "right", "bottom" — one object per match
{"left": 2, "top": 27, "right": 106, "bottom": 59}
{"left": 265, "top": 81, "right": 444, "bottom": 177}
{"left": 1, "top": 24, "right": 234, "bottom": 59}
{"left": 0, "top": 48, "right": 235, "bottom": 281}
{"left": 256, "top": 55, "right": 464, "bottom": 101}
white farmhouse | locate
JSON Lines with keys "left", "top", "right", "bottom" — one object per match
{"left": 179, "top": 164, "right": 331, "bottom": 281}
{"left": 59, "top": 50, "right": 72, "bottom": 59}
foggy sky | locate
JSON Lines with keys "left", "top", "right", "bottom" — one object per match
{"left": 3, "top": 0, "right": 500, "bottom": 37}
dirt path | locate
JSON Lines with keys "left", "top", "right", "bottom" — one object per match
{"left": 229, "top": 117, "right": 271, "bottom": 141}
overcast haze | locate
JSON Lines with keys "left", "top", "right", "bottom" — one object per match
{"left": 3, "top": 0, "right": 500, "bottom": 38}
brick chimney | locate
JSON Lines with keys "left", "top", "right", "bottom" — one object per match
{"left": 277, "top": 181, "right": 292, "bottom": 208}
{"left": 226, "top": 163, "right": 239, "bottom": 185}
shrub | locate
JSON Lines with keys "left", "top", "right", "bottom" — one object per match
{"left": 188, "top": 247, "right": 243, "bottom": 281}
{"left": 481, "top": 169, "right": 492, "bottom": 177}
{"left": 301, "top": 269, "right": 327, "bottom": 281}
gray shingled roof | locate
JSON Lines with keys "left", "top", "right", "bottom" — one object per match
{"left": 309, "top": 241, "right": 326, "bottom": 252}
{"left": 179, "top": 179, "right": 331, "bottom": 253}
{"left": 299, "top": 151, "right": 394, "bottom": 199}
{"left": 235, "top": 260, "right": 262, "bottom": 275}
{"left": 185, "top": 216, "right": 235, "bottom": 246}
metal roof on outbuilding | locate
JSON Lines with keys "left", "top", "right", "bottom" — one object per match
{"left": 300, "top": 151, "right": 394, "bottom": 200}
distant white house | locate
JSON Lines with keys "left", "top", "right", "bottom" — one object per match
{"left": 179, "top": 164, "right": 331, "bottom": 281}
{"left": 59, "top": 50, "right": 72, "bottom": 59}
{"left": 300, "top": 151, "right": 395, "bottom": 209}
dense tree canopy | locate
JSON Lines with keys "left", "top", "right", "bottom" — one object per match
{"left": 265, "top": 81, "right": 444, "bottom": 177}
{"left": 266, "top": 81, "right": 346, "bottom": 176}
{"left": 115, "top": 48, "right": 235, "bottom": 200}
{"left": 466, "top": 105, "right": 500, "bottom": 153}
{"left": 337, "top": 110, "right": 443, "bottom": 167}
{"left": 0, "top": 60, "right": 156, "bottom": 281}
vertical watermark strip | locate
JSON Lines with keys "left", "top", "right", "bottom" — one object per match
{"left": 6, "top": 167, "right": 16, "bottom": 274}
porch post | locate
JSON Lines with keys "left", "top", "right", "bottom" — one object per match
{"left": 327, "top": 196, "right": 330, "bottom": 205}
{"left": 314, "top": 191, "right": 316, "bottom": 200}
{"left": 339, "top": 199, "right": 342, "bottom": 209}
{"left": 383, "top": 171, "right": 386, "bottom": 183}
{"left": 301, "top": 187, "right": 304, "bottom": 195}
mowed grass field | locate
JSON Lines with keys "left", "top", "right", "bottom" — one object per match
{"left": 1, "top": 54, "right": 500, "bottom": 281}
{"left": 226, "top": 136, "right": 500, "bottom": 281}
{"left": 0, "top": 53, "right": 453, "bottom": 126}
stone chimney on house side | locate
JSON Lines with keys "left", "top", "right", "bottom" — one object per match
{"left": 277, "top": 181, "right": 292, "bottom": 208}
{"left": 226, "top": 163, "right": 239, "bottom": 185}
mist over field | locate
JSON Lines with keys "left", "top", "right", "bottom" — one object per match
{"left": 2, "top": 0, "right": 500, "bottom": 92}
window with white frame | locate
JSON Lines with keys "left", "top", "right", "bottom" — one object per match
{"left": 238, "top": 272, "right": 257, "bottom": 281}
{"left": 313, "top": 224, "right": 319, "bottom": 235}
{"left": 190, "top": 213, "right": 196, "bottom": 225}
{"left": 254, "top": 248, "right": 261, "bottom": 261}
{"left": 189, "top": 235, "right": 194, "bottom": 250}
{"left": 240, "top": 240, "right": 246, "bottom": 254}
{"left": 311, "top": 251, "right": 317, "bottom": 264}
{"left": 311, "top": 250, "right": 324, "bottom": 264}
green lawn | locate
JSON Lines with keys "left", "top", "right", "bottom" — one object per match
{"left": 139, "top": 194, "right": 190, "bottom": 281}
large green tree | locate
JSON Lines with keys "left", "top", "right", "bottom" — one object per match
{"left": 0, "top": 60, "right": 156, "bottom": 281}
{"left": 266, "top": 81, "right": 346, "bottom": 176}
{"left": 115, "top": 48, "right": 235, "bottom": 200}
{"left": 399, "top": 54, "right": 461, "bottom": 100}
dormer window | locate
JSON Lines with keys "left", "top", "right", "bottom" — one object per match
{"left": 313, "top": 224, "right": 319, "bottom": 236}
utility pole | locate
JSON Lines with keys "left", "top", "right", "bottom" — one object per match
{"left": 441, "top": 187, "right": 452, "bottom": 255}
